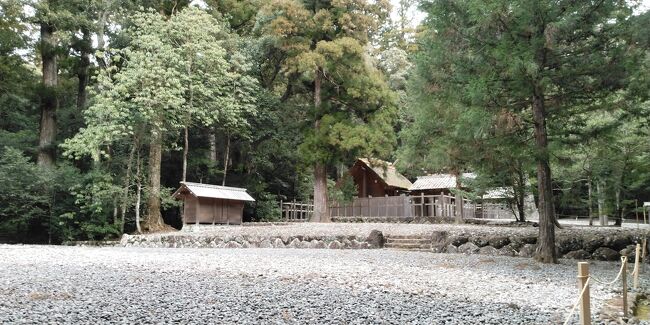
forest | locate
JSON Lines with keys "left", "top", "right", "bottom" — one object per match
{"left": 0, "top": 0, "right": 648, "bottom": 262}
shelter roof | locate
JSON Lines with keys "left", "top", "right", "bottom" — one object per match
{"left": 173, "top": 182, "right": 255, "bottom": 202}
{"left": 483, "top": 187, "right": 514, "bottom": 200}
{"left": 409, "top": 173, "right": 476, "bottom": 191}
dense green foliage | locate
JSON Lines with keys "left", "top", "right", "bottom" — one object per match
{"left": 400, "top": 1, "right": 649, "bottom": 261}
{"left": 0, "top": 0, "right": 647, "bottom": 246}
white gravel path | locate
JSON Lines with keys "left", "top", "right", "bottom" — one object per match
{"left": 0, "top": 245, "right": 642, "bottom": 324}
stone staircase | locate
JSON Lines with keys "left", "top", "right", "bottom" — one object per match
{"left": 384, "top": 235, "right": 431, "bottom": 251}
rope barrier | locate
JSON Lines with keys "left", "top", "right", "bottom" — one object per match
{"left": 631, "top": 258, "right": 639, "bottom": 277}
{"left": 563, "top": 256, "right": 629, "bottom": 325}
{"left": 589, "top": 256, "right": 627, "bottom": 286}
{"left": 563, "top": 277, "right": 591, "bottom": 325}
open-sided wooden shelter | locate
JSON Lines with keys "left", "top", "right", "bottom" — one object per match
{"left": 172, "top": 182, "right": 255, "bottom": 225}
{"left": 409, "top": 173, "right": 475, "bottom": 196}
{"left": 348, "top": 158, "right": 412, "bottom": 198}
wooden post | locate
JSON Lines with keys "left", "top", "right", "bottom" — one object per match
{"left": 622, "top": 257, "right": 628, "bottom": 318}
{"left": 280, "top": 199, "right": 283, "bottom": 221}
{"left": 212, "top": 200, "right": 216, "bottom": 225}
{"left": 634, "top": 243, "right": 641, "bottom": 289}
{"left": 578, "top": 262, "right": 591, "bottom": 325}
{"left": 643, "top": 238, "right": 648, "bottom": 275}
{"left": 195, "top": 198, "right": 200, "bottom": 226}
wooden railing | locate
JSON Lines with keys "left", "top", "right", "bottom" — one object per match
{"left": 328, "top": 194, "right": 512, "bottom": 220}
{"left": 477, "top": 203, "right": 516, "bottom": 219}
{"left": 280, "top": 200, "right": 313, "bottom": 222}
{"left": 281, "top": 195, "right": 516, "bottom": 222}
{"left": 328, "top": 195, "right": 412, "bottom": 219}
{"left": 409, "top": 194, "right": 477, "bottom": 219}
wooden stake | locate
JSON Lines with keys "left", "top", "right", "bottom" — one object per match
{"left": 642, "top": 238, "right": 647, "bottom": 275}
{"left": 578, "top": 262, "right": 591, "bottom": 325}
{"left": 622, "top": 257, "right": 628, "bottom": 318}
{"left": 634, "top": 244, "right": 641, "bottom": 290}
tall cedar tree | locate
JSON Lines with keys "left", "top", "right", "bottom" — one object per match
{"left": 415, "top": 0, "right": 639, "bottom": 262}
{"left": 257, "top": 0, "right": 396, "bottom": 222}
{"left": 35, "top": 0, "right": 60, "bottom": 167}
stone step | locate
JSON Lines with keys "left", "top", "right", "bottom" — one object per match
{"left": 384, "top": 246, "right": 432, "bottom": 252}
{"left": 384, "top": 242, "right": 431, "bottom": 249}
{"left": 385, "top": 238, "right": 430, "bottom": 245}
{"left": 386, "top": 235, "right": 428, "bottom": 240}
{"left": 386, "top": 237, "right": 429, "bottom": 241}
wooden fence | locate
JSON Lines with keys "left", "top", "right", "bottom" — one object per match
{"left": 280, "top": 200, "right": 313, "bottom": 222}
{"left": 328, "top": 195, "right": 412, "bottom": 219}
{"left": 477, "top": 203, "right": 516, "bottom": 219}
{"left": 409, "top": 194, "right": 477, "bottom": 219}
{"left": 328, "top": 194, "right": 480, "bottom": 219}
{"left": 281, "top": 195, "right": 516, "bottom": 222}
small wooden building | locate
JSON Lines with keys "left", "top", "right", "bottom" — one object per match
{"left": 409, "top": 173, "right": 475, "bottom": 196}
{"left": 348, "top": 158, "right": 412, "bottom": 198}
{"left": 172, "top": 182, "right": 255, "bottom": 225}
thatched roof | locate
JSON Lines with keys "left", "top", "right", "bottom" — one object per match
{"left": 357, "top": 158, "right": 412, "bottom": 190}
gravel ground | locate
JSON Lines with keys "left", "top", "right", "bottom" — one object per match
{"left": 2, "top": 245, "right": 645, "bottom": 324}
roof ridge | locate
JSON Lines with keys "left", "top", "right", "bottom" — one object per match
{"left": 181, "top": 182, "right": 247, "bottom": 191}
{"left": 359, "top": 157, "right": 395, "bottom": 168}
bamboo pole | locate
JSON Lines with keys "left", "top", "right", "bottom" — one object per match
{"left": 622, "top": 257, "right": 628, "bottom": 318}
{"left": 578, "top": 262, "right": 591, "bottom": 325}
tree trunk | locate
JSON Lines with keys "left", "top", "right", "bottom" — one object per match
{"left": 515, "top": 166, "right": 526, "bottom": 222}
{"left": 311, "top": 67, "right": 328, "bottom": 222}
{"left": 76, "top": 28, "right": 91, "bottom": 111}
{"left": 38, "top": 21, "right": 58, "bottom": 167}
{"left": 95, "top": 11, "right": 108, "bottom": 70}
{"left": 597, "top": 181, "right": 605, "bottom": 226}
{"left": 453, "top": 170, "right": 463, "bottom": 224}
{"left": 222, "top": 133, "right": 230, "bottom": 186}
{"left": 144, "top": 127, "right": 164, "bottom": 231}
{"left": 532, "top": 83, "right": 557, "bottom": 264}
{"left": 182, "top": 126, "right": 188, "bottom": 182}
{"left": 182, "top": 58, "right": 193, "bottom": 183}
{"left": 135, "top": 150, "right": 142, "bottom": 234}
{"left": 113, "top": 204, "right": 118, "bottom": 225}
{"left": 614, "top": 189, "right": 621, "bottom": 226}
{"left": 208, "top": 131, "right": 217, "bottom": 164}
{"left": 313, "top": 163, "right": 328, "bottom": 222}
{"left": 587, "top": 178, "right": 594, "bottom": 226}
{"left": 120, "top": 139, "right": 137, "bottom": 234}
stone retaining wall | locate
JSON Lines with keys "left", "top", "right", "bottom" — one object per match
{"left": 423, "top": 231, "right": 648, "bottom": 261}
{"left": 120, "top": 230, "right": 385, "bottom": 249}
{"left": 118, "top": 226, "right": 647, "bottom": 262}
